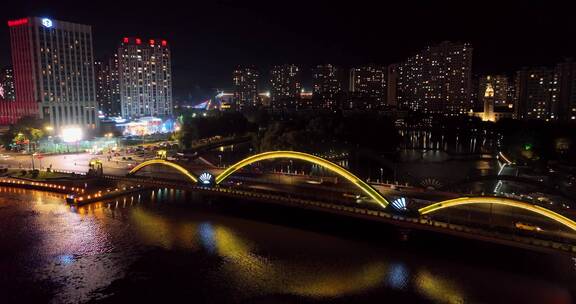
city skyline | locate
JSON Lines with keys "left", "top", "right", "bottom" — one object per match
{"left": 2, "top": 3, "right": 576, "bottom": 303}
{"left": 1, "top": 1, "right": 576, "bottom": 101}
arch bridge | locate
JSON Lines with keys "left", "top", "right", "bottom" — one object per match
{"left": 127, "top": 151, "right": 576, "bottom": 232}
{"left": 128, "top": 151, "right": 389, "bottom": 208}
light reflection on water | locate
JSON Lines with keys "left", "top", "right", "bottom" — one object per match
{"left": 0, "top": 187, "right": 572, "bottom": 303}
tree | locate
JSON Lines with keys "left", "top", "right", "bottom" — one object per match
{"left": 0, "top": 116, "right": 46, "bottom": 151}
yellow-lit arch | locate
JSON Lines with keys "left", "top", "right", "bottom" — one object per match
{"left": 215, "top": 151, "right": 389, "bottom": 208}
{"left": 128, "top": 159, "right": 198, "bottom": 183}
{"left": 419, "top": 196, "right": 576, "bottom": 231}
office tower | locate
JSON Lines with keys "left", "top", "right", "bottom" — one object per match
{"left": 312, "top": 64, "right": 341, "bottom": 109}
{"left": 270, "top": 64, "right": 302, "bottom": 110}
{"left": 349, "top": 65, "right": 386, "bottom": 109}
{"left": 514, "top": 68, "right": 559, "bottom": 120}
{"left": 397, "top": 41, "right": 473, "bottom": 115}
{"left": 478, "top": 75, "right": 511, "bottom": 109}
{"left": 118, "top": 37, "right": 172, "bottom": 118}
{"left": 7, "top": 17, "right": 98, "bottom": 128}
{"left": 95, "top": 54, "right": 121, "bottom": 117}
{"left": 232, "top": 66, "right": 259, "bottom": 110}
{"left": 555, "top": 59, "right": 576, "bottom": 120}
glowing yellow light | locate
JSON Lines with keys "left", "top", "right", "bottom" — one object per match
{"left": 128, "top": 159, "right": 198, "bottom": 183}
{"left": 215, "top": 151, "right": 389, "bottom": 208}
{"left": 60, "top": 126, "right": 83, "bottom": 143}
{"left": 419, "top": 197, "right": 576, "bottom": 231}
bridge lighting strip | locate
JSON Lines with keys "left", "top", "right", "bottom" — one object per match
{"left": 128, "top": 159, "right": 198, "bottom": 183}
{"left": 498, "top": 152, "right": 513, "bottom": 165}
{"left": 419, "top": 196, "right": 576, "bottom": 231}
{"left": 214, "top": 151, "right": 389, "bottom": 208}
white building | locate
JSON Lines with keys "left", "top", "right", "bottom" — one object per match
{"left": 118, "top": 37, "right": 172, "bottom": 118}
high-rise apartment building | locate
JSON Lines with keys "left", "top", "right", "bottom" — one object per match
{"left": 95, "top": 54, "right": 121, "bottom": 117}
{"left": 270, "top": 64, "right": 302, "bottom": 109}
{"left": 386, "top": 64, "right": 399, "bottom": 107}
{"left": 232, "top": 66, "right": 259, "bottom": 110}
{"left": 397, "top": 41, "right": 473, "bottom": 115}
{"left": 349, "top": 65, "right": 386, "bottom": 109}
{"left": 555, "top": 59, "right": 576, "bottom": 120}
{"left": 312, "top": 64, "right": 341, "bottom": 109}
{"left": 7, "top": 17, "right": 98, "bottom": 128}
{"left": 118, "top": 37, "right": 172, "bottom": 118}
{"left": 514, "top": 68, "right": 559, "bottom": 120}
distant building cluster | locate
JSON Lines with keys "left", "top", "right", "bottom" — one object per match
{"left": 2, "top": 16, "right": 576, "bottom": 129}
{"left": 223, "top": 41, "right": 576, "bottom": 123}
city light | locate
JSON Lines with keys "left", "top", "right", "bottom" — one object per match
{"left": 60, "top": 127, "right": 83, "bottom": 143}
{"left": 41, "top": 18, "right": 53, "bottom": 28}
{"left": 199, "top": 172, "right": 213, "bottom": 185}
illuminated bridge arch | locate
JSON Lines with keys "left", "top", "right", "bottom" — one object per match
{"left": 419, "top": 196, "right": 576, "bottom": 231}
{"left": 215, "top": 151, "right": 389, "bottom": 208}
{"left": 128, "top": 159, "right": 198, "bottom": 183}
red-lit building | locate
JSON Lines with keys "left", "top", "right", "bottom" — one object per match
{"left": 118, "top": 37, "right": 172, "bottom": 118}
{"left": 5, "top": 17, "right": 98, "bottom": 128}
{"left": 0, "top": 67, "right": 17, "bottom": 124}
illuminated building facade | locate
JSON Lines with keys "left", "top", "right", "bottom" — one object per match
{"left": 349, "top": 65, "right": 386, "bottom": 109}
{"left": 555, "top": 59, "right": 576, "bottom": 120}
{"left": 232, "top": 66, "right": 259, "bottom": 110}
{"left": 7, "top": 17, "right": 98, "bottom": 128}
{"left": 478, "top": 75, "right": 511, "bottom": 109}
{"left": 270, "top": 64, "right": 302, "bottom": 109}
{"left": 386, "top": 64, "right": 399, "bottom": 107}
{"left": 95, "top": 54, "right": 121, "bottom": 117}
{"left": 514, "top": 68, "right": 559, "bottom": 120}
{"left": 0, "top": 67, "right": 15, "bottom": 101}
{"left": 0, "top": 67, "right": 16, "bottom": 124}
{"left": 118, "top": 37, "right": 172, "bottom": 118}
{"left": 397, "top": 41, "right": 473, "bottom": 115}
{"left": 312, "top": 64, "right": 341, "bottom": 109}
{"left": 482, "top": 83, "right": 495, "bottom": 121}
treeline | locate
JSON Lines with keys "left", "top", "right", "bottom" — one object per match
{"left": 176, "top": 109, "right": 402, "bottom": 154}
{"left": 496, "top": 119, "right": 576, "bottom": 167}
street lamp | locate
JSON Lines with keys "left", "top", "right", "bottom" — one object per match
{"left": 31, "top": 152, "right": 36, "bottom": 170}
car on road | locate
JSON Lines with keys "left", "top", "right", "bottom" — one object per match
{"left": 515, "top": 222, "right": 543, "bottom": 232}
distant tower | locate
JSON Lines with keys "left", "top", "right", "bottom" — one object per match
{"left": 482, "top": 78, "right": 495, "bottom": 122}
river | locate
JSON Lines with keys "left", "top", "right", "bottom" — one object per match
{"left": 0, "top": 187, "right": 573, "bottom": 303}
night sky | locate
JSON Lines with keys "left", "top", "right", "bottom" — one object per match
{"left": 1, "top": 1, "right": 575, "bottom": 101}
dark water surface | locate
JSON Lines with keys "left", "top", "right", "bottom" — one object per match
{"left": 0, "top": 187, "right": 573, "bottom": 304}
